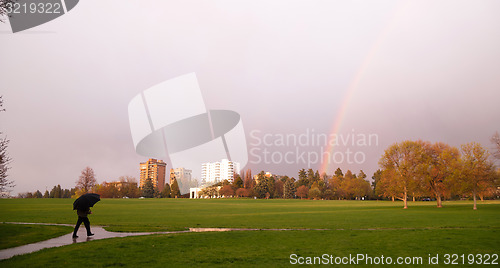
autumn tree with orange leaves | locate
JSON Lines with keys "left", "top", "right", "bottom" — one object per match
{"left": 458, "top": 142, "right": 496, "bottom": 210}
{"left": 378, "top": 141, "right": 424, "bottom": 209}
{"left": 419, "top": 141, "right": 460, "bottom": 208}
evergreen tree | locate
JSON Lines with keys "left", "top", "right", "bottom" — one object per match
{"left": 54, "top": 184, "right": 62, "bottom": 198}
{"left": 162, "top": 183, "right": 171, "bottom": 198}
{"left": 306, "top": 169, "right": 320, "bottom": 187}
{"left": 43, "top": 190, "right": 49, "bottom": 198}
{"left": 334, "top": 167, "right": 343, "bottom": 178}
{"left": 253, "top": 171, "right": 275, "bottom": 198}
{"left": 142, "top": 178, "right": 155, "bottom": 198}
{"left": 63, "top": 189, "right": 71, "bottom": 198}
{"left": 296, "top": 169, "right": 309, "bottom": 187}
{"left": 171, "top": 178, "right": 180, "bottom": 198}
{"left": 34, "top": 190, "right": 43, "bottom": 198}
{"left": 49, "top": 186, "right": 57, "bottom": 198}
{"left": 371, "top": 169, "right": 382, "bottom": 190}
{"left": 314, "top": 170, "right": 321, "bottom": 181}
{"left": 233, "top": 174, "right": 244, "bottom": 189}
{"left": 321, "top": 172, "right": 329, "bottom": 182}
{"left": 284, "top": 178, "right": 296, "bottom": 199}
{"left": 345, "top": 170, "right": 354, "bottom": 180}
{"left": 307, "top": 168, "right": 315, "bottom": 181}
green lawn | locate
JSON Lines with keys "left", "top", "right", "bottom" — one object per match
{"left": 1, "top": 229, "right": 498, "bottom": 267}
{"left": 0, "top": 199, "right": 498, "bottom": 232}
{"left": 0, "top": 223, "right": 73, "bottom": 249}
{"left": 0, "top": 199, "right": 498, "bottom": 267}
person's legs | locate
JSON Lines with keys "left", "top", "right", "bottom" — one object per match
{"left": 73, "top": 217, "right": 84, "bottom": 238}
{"left": 83, "top": 217, "right": 93, "bottom": 236}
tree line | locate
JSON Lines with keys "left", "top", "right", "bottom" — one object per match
{"left": 17, "top": 167, "right": 186, "bottom": 199}
{"left": 73, "top": 167, "right": 184, "bottom": 198}
{"left": 141, "top": 177, "right": 182, "bottom": 198}
{"left": 18, "top": 167, "right": 141, "bottom": 199}
{"left": 198, "top": 168, "right": 374, "bottom": 201}
{"left": 198, "top": 140, "right": 499, "bottom": 210}
{"left": 17, "top": 185, "right": 76, "bottom": 199}
{"left": 376, "top": 140, "right": 498, "bottom": 209}
{"left": 13, "top": 137, "right": 500, "bottom": 209}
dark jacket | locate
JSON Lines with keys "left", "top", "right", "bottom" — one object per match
{"left": 77, "top": 209, "right": 91, "bottom": 217}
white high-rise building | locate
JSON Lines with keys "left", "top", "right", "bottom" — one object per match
{"left": 201, "top": 159, "right": 240, "bottom": 184}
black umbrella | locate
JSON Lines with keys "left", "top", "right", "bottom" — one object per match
{"left": 73, "top": 193, "right": 100, "bottom": 210}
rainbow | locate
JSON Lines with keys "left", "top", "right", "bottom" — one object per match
{"left": 319, "top": 1, "right": 409, "bottom": 175}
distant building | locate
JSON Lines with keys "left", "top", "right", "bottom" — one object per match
{"left": 102, "top": 181, "right": 137, "bottom": 190}
{"left": 170, "top": 167, "right": 193, "bottom": 194}
{"left": 189, "top": 186, "right": 221, "bottom": 199}
{"left": 139, "top": 159, "right": 167, "bottom": 191}
{"left": 190, "top": 187, "right": 201, "bottom": 199}
{"left": 201, "top": 159, "right": 240, "bottom": 184}
{"left": 169, "top": 169, "right": 176, "bottom": 185}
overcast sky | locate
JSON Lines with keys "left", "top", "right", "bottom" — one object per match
{"left": 1, "top": 0, "right": 499, "bottom": 195}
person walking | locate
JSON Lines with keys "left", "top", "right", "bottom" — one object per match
{"left": 72, "top": 193, "right": 100, "bottom": 239}
{"left": 72, "top": 208, "right": 94, "bottom": 238}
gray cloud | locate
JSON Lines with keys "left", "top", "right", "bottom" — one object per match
{"left": 1, "top": 0, "right": 499, "bottom": 194}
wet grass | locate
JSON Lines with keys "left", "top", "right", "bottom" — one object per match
{"left": 1, "top": 229, "right": 498, "bottom": 267}
{"left": 0, "top": 199, "right": 498, "bottom": 267}
{"left": 0, "top": 223, "right": 73, "bottom": 249}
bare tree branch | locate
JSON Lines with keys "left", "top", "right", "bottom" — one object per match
{"left": 0, "top": 96, "right": 14, "bottom": 193}
{"left": 0, "top": 0, "right": 17, "bottom": 23}
{"left": 76, "top": 167, "right": 97, "bottom": 193}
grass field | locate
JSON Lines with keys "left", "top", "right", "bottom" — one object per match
{"left": 1, "top": 199, "right": 499, "bottom": 267}
{"left": 0, "top": 223, "right": 73, "bottom": 249}
{"left": 1, "top": 199, "right": 499, "bottom": 232}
